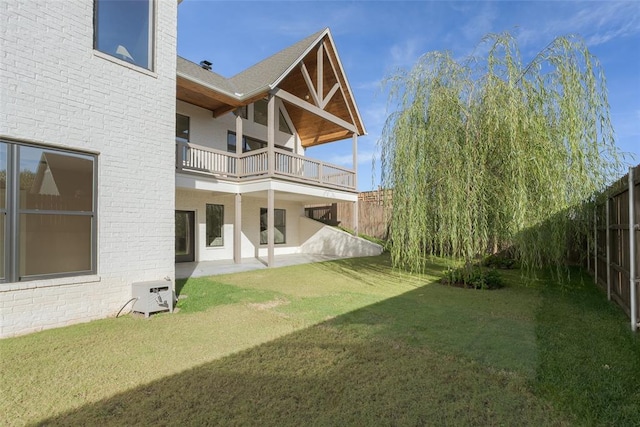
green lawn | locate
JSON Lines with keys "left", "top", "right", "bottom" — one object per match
{"left": 1, "top": 254, "right": 638, "bottom": 426}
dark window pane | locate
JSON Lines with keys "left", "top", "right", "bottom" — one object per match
{"left": 227, "top": 132, "right": 237, "bottom": 153}
{"left": 260, "top": 208, "right": 285, "bottom": 245}
{"left": 19, "top": 146, "right": 94, "bottom": 211}
{"left": 279, "top": 110, "right": 292, "bottom": 134}
{"left": 246, "top": 137, "right": 266, "bottom": 152}
{"left": 95, "top": 0, "right": 152, "bottom": 70}
{"left": 0, "top": 142, "right": 6, "bottom": 210}
{"left": 0, "top": 215, "right": 4, "bottom": 279}
{"left": 20, "top": 214, "right": 92, "bottom": 277}
{"left": 206, "top": 204, "right": 224, "bottom": 247}
{"left": 233, "top": 106, "right": 247, "bottom": 119}
{"left": 176, "top": 114, "right": 190, "bottom": 141}
{"left": 254, "top": 99, "right": 268, "bottom": 126}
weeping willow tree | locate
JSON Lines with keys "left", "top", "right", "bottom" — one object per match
{"left": 378, "top": 33, "right": 623, "bottom": 276}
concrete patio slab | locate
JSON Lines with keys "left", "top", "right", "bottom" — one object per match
{"left": 175, "top": 253, "right": 347, "bottom": 279}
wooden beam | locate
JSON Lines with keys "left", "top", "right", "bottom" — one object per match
{"left": 317, "top": 43, "right": 323, "bottom": 104}
{"left": 272, "top": 88, "right": 357, "bottom": 133}
{"left": 299, "top": 62, "right": 320, "bottom": 107}
{"left": 321, "top": 83, "right": 340, "bottom": 109}
{"left": 323, "top": 43, "right": 358, "bottom": 131}
{"left": 212, "top": 104, "right": 237, "bottom": 118}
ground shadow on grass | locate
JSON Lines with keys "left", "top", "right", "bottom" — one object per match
{"left": 36, "top": 277, "right": 569, "bottom": 426}
{"left": 311, "top": 253, "right": 452, "bottom": 288}
{"left": 36, "top": 326, "right": 562, "bottom": 426}
{"left": 534, "top": 268, "right": 640, "bottom": 425}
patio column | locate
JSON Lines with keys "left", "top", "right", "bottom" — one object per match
{"left": 267, "top": 188, "right": 275, "bottom": 267}
{"left": 352, "top": 133, "right": 359, "bottom": 236}
{"left": 234, "top": 193, "right": 242, "bottom": 264}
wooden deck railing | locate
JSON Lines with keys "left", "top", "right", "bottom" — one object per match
{"left": 176, "top": 142, "right": 356, "bottom": 191}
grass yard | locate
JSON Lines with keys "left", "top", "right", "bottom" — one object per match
{"left": 1, "top": 254, "right": 639, "bottom": 426}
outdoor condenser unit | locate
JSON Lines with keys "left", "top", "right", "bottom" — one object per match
{"left": 131, "top": 280, "right": 174, "bottom": 317}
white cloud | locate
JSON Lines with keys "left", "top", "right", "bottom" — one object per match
{"left": 389, "top": 37, "right": 424, "bottom": 67}
{"left": 327, "top": 148, "right": 377, "bottom": 167}
{"left": 518, "top": 2, "right": 640, "bottom": 49}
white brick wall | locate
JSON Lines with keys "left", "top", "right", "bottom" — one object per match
{"left": 0, "top": 0, "right": 178, "bottom": 337}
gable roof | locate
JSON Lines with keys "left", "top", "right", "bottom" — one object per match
{"left": 229, "top": 29, "right": 326, "bottom": 96}
{"left": 176, "top": 28, "right": 366, "bottom": 146}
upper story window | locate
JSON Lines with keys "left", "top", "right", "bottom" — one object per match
{"left": 176, "top": 114, "right": 190, "bottom": 142}
{"left": 279, "top": 110, "right": 292, "bottom": 134}
{"left": 233, "top": 106, "right": 248, "bottom": 120}
{"left": 252, "top": 99, "right": 293, "bottom": 134}
{"left": 227, "top": 132, "right": 293, "bottom": 154}
{"left": 94, "top": 0, "right": 154, "bottom": 71}
{"left": 254, "top": 99, "right": 268, "bottom": 126}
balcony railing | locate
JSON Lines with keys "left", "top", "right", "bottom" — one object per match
{"left": 176, "top": 142, "right": 356, "bottom": 191}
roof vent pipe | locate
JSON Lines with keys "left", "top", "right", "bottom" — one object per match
{"left": 200, "top": 60, "right": 212, "bottom": 71}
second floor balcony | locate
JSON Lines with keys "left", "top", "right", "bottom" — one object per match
{"left": 176, "top": 142, "right": 356, "bottom": 191}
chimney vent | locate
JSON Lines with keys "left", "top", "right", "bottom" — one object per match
{"left": 200, "top": 60, "right": 212, "bottom": 71}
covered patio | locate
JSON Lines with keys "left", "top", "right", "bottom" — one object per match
{"left": 176, "top": 253, "right": 350, "bottom": 279}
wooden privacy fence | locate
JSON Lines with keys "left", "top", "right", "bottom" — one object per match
{"left": 590, "top": 165, "right": 640, "bottom": 332}
{"left": 305, "top": 189, "right": 392, "bottom": 239}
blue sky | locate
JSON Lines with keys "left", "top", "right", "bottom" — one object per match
{"left": 177, "top": 1, "right": 640, "bottom": 191}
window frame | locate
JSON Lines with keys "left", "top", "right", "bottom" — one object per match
{"left": 259, "top": 208, "right": 286, "bottom": 245}
{"left": 0, "top": 140, "right": 98, "bottom": 283}
{"left": 205, "top": 204, "right": 224, "bottom": 248}
{"left": 93, "top": 0, "right": 155, "bottom": 72}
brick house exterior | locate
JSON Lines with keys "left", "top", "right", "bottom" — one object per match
{"left": 0, "top": 0, "right": 379, "bottom": 338}
{"left": 0, "top": 0, "right": 177, "bottom": 337}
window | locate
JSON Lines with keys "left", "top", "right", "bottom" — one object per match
{"left": 176, "top": 114, "right": 190, "bottom": 142}
{"left": 279, "top": 110, "right": 292, "bottom": 134}
{"left": 260, "top": 208, "right": 286, "bottom": 245}
{"left": 206, "top": 204, "right": 224, "bottom": 247}
{"left": 227, "top": 132, "right": 292, "bottom": 154}
{"left": 254, "top": 99, "right": 268, "bottom": 126}
{"left": 0, "top": 141, "right": 97, "bottom": 282}
{"left": 94, "top": 0, "right": 154, "bottom": 70}
{"left": 227, "top": 132, "right": 266, "bottom": 153}
{"left": 233, "top": 106, "right": 247, "bottom": 120}
{"left": 252, "top": 100, "right": 293, "bottom": 135}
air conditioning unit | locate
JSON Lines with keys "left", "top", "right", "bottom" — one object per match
{"left": 131, "top": 280, "right": 174, "bottom": 317}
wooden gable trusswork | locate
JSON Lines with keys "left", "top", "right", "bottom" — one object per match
{"left": 274, "top": 37, "right": 364, "bottom": 147}
{"left": 176, "top": 29, "right": 366, "bottom": 147}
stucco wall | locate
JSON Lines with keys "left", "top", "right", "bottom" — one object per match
{"left": 0, "top": 0, "right": 177, "bottom": 337}
{"left": 176, "top": 189, "right": 305, "bottom": 261}
{"left": 176, "top": 99, "right": 300, "bottom": 152}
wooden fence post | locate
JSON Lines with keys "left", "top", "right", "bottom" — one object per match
{"left": 594, "top": 207, "right": 598, "bottom": 284}
{"left": 606, "top": 197, "right": 611, "bottom": 301}
{"left": 629, "top": 167, "right": 637, "bottom": 332}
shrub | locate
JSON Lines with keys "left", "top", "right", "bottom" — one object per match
{"left": 482, "top": 253, "right": 518, "bottom": 269}
{"left": 441, "top": 267, "right": 504, "bottom": 290}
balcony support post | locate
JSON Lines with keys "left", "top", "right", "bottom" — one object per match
{"left": 268, "top": 95, "right": 276, "bottom": 176}
{"left": 234, "top": 193, "right": 242, "bottom": 264}
{"left": 352, "top": 133, "right": 359, "bottom": 235}
{"left": 267, "top": 188, "right": 275, "bottom": 267}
